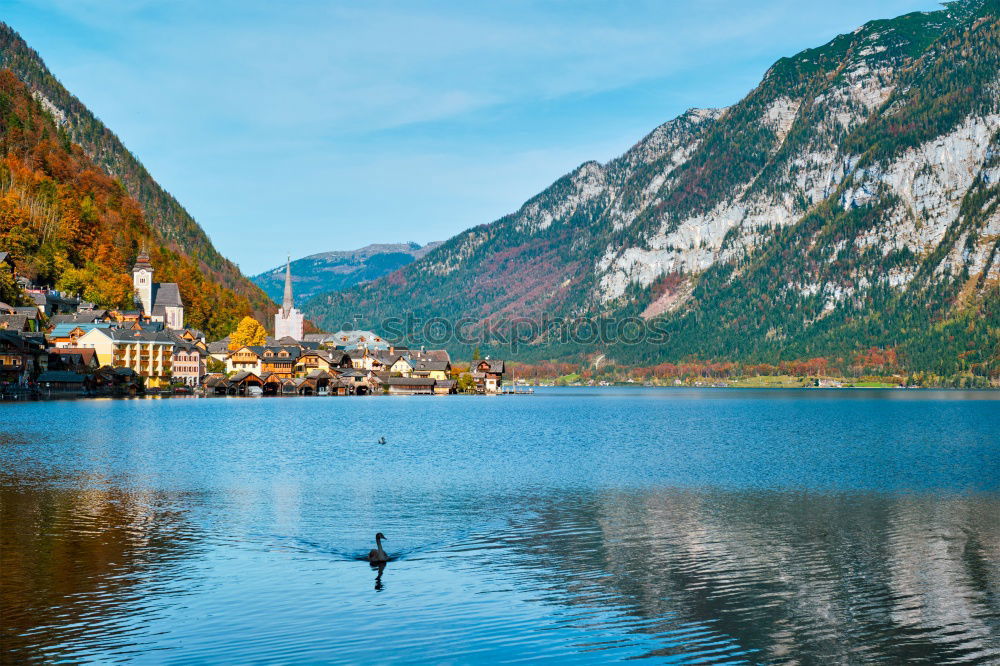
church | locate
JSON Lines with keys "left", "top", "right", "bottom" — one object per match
{"left": 274, "top": 256, "right": 304, "bottom": 341}
{"left": 132, "top": 249, "right": 184, "bottom": 329}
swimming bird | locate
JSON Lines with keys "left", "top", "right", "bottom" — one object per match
{"left": 378, "top": 436, "right": 386, "bottom": 445}
{"left": 368, "top": 532, "right": 388, "bottom": 564}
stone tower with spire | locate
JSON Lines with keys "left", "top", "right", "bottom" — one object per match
{"left": 274, "top": 255, "right": 304, "bottom": 341}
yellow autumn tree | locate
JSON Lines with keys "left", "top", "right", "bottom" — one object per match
{"left": 228, "top": 316, "right": 268, "bottom": 350}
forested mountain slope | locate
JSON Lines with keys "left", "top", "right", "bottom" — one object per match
{"left": 0, "top": 23, "right": 274, "bottom": 319}
{"left": 252, "top": 242, "right": 442, "bottom": 303}
{"left": 0, "top": 70, "right": 256, "bottom": 338}
{"left": 307, "top": 0, "right": 1000, "bottom": 378}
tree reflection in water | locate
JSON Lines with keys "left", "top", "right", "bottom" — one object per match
{"left": 0, "top": 473, "right": 201, "bottom": 663}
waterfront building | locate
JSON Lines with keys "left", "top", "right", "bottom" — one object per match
{"left": 434, "top": 379, "right": 457, "bottom": 395}
{"left": 274, "top": 257, "right": 304, "bottom": 341}
{"left": 260, "top": 346, "right": 301, "bottom": 378}
{"left": 36, "top": 370, "right": 86, "bottom": 395}
{"left": 410, "top": 360, "right": 451, "bottom": 381}
{"left": 228, "top": 371, "right": 264, "bottom": 395}
{"left": 471, "top": 358, "right": 506, "bottom": 394}
{"left": 132, "top": 249, "right": 185, "bottom": 329}
{"left": 294, "top": 349, "right": 352, "bottom": 376}
{"left": 172, "top": 343, "right": 205, "bottom": 386}
{"left": 382, "top": 376, "right": 436, "bottom": 395}
{"left": 371, "top": 351, "right": 412, "bottom": 376}
{"left": 75, "top": 327, "right": 176, "bottom": 389}
{"left": 48, "top": 347, "right": 99, "bottom": 373}
{"left": 225, "top": 346, "right": 264, "bottom": 375}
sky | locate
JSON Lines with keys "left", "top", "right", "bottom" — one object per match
{"left": 6, "top": 0, "right": 943, "bottom": 275}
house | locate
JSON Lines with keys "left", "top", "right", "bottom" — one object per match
{"left": 0, "top": 331, "right": 47, "bottom": 383}
{"left": 294, "top": 349, "right": 352, "bottom": 376}
{"left": 226, "top": 346, "right": 264, "bottom": 375}
{"left": 329, "top": 330, "right": 390, "bottom": 352}
{"left": 407, "top": 348, "right": 451, "bottom": 364}
{"left": 368, "top": 351, "right": 412, "bottom": 375}
{"left": 339, "top": 368, "right": 375, "bottom": 395}
{"left": 206, "top": 338, "right": 230, "bottom": 364}
{"left": 204, "top": 373, "right": 230, "bottom": 395}
{"left": 176, "top": 328, "right": 206, "bottom": 344}
{"left": 49, "top": 310, "right": 109, "bottom": 326}
{"left": 433, "top": 379, "right": 457, "bottom": 395}
{"left": 132, "top": 248, "right": 184, "bottom": 329}
{"left": 48, "top": 347, "right": 99, "bottom": 373}
{"left": 382, "top": 376, "right": 436, "bottom": 395}
{"left": 48, "top": 323, "right": 114, "bottom": 348}
{"left": 410, "top": 360, "right": 451, "bottom": 381}
{"left": 171, "top": 342, "right": 205, "bottom": 386}
{"left": 471, "top": 358, "right": 505, "bottom": 393}
{"left": 26, "top": 289, "right": 80, "bottom": 316}
{"left": 260, "top": 346, "right": 301, "bottom": 378}
{"left": 0, "top": 331, "right": 29, "bottom": 382}
{"left": 75, "top": 327, "right": 176, "bottom": 389}
{"left": 0, "top": 314, "right": 30, "bottom": 332}
{"left": 36, "top": 370, "right": 86, "bottom": 395}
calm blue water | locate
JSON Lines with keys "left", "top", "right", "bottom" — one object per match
{"left": 2, "top": 388, "right": 999, "bottom": 663}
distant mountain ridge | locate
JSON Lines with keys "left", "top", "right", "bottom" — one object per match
{"left": 307, "top": 0, "right": 1000, "bottom": 379}
{"left": 252, "top": 242, "right": 442, "bottom": 303}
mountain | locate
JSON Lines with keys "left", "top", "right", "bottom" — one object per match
{"left": 306, "top": 0, "right": 1000, "bottom": 380}
{"left": 251, "top": 242, "right": 442, "bottom": 304}
{"left": 0, "top": 23, "right": 275, "bottom": 323}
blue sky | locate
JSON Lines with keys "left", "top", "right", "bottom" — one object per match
{"left": 7, "top": 0, "right": 941, "bottom": 274}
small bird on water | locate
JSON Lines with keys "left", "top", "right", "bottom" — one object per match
{"left": 378, "top": 436, "right": 386, "bottom": 445}
{"left": 368, "top": 532, "right": 389, "bottom": 564}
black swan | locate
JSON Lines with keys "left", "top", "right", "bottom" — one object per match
{"left": 368, "top": 532, "right": 388, "bottom": 564}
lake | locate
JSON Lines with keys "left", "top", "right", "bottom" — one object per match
{"left": 2, "top": 388, "right": 999, "bottom": 663}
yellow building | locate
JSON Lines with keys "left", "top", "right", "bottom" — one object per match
{"left": 75, "top": 328, "right": 176, "bottom": 389}
{"left": 225, "top": 346, "right": 264, "bottom": 375}
{"left": 409, "top": 360, "right": 451, "bottom": 381}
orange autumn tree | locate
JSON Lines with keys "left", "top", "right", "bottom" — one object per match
{"left": 228, "top": 316, "right": 268, "bottom": 350}
{"left": 0, "top": 69, "right": 265, "bottom": 339}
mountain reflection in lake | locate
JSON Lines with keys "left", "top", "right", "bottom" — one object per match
{"left": 1, "top": 389, "right": 998, "bottom": 663}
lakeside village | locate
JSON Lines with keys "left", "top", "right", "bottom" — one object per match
{"left": 0, "top": 251, "right": 510, "bottom": 399}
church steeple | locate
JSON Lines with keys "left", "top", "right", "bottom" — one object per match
{"left": 133, "top": 243, "right": 154, "bottom": 314}
{"left": 282, "top": 255, "right": 294, "bottom": 314}
{"left": 274, "top": 254, "right": 304, "bottom": 341}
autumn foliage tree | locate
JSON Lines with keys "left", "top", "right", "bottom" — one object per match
{"left": 228, "top": 316, "right": 268, "bottom": 350}
{"left": 0, "top": 68, "right": 262, "bottom": 339}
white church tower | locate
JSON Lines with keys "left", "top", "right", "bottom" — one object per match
{"left": 132, "top": 246, "right": 154, "bottom": 314}
{"left": 274, "top": 256, "right": 304, "bottom": 341}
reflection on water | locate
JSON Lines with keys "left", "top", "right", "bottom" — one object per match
{"left": 0, "top": 475, "right": 201, "bottom": 663}
{"left": 464, "top": 490, "right": 1000, "bottom": 663}
{"left": 1, "top": 389, "right": 999, "bottom": 663}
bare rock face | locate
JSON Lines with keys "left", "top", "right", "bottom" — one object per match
{"left": 308, "top": 0, "right": 1000, "bottom": 370}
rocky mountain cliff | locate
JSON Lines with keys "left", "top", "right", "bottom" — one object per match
{"left": 307, "top": 0, "right": 1000, "bottom": 377}
{"left": 251, "top": 242, "right": 442, "bottom": 303}
{"left": 0, "top": 23, "right": 275, "bottom": 319}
